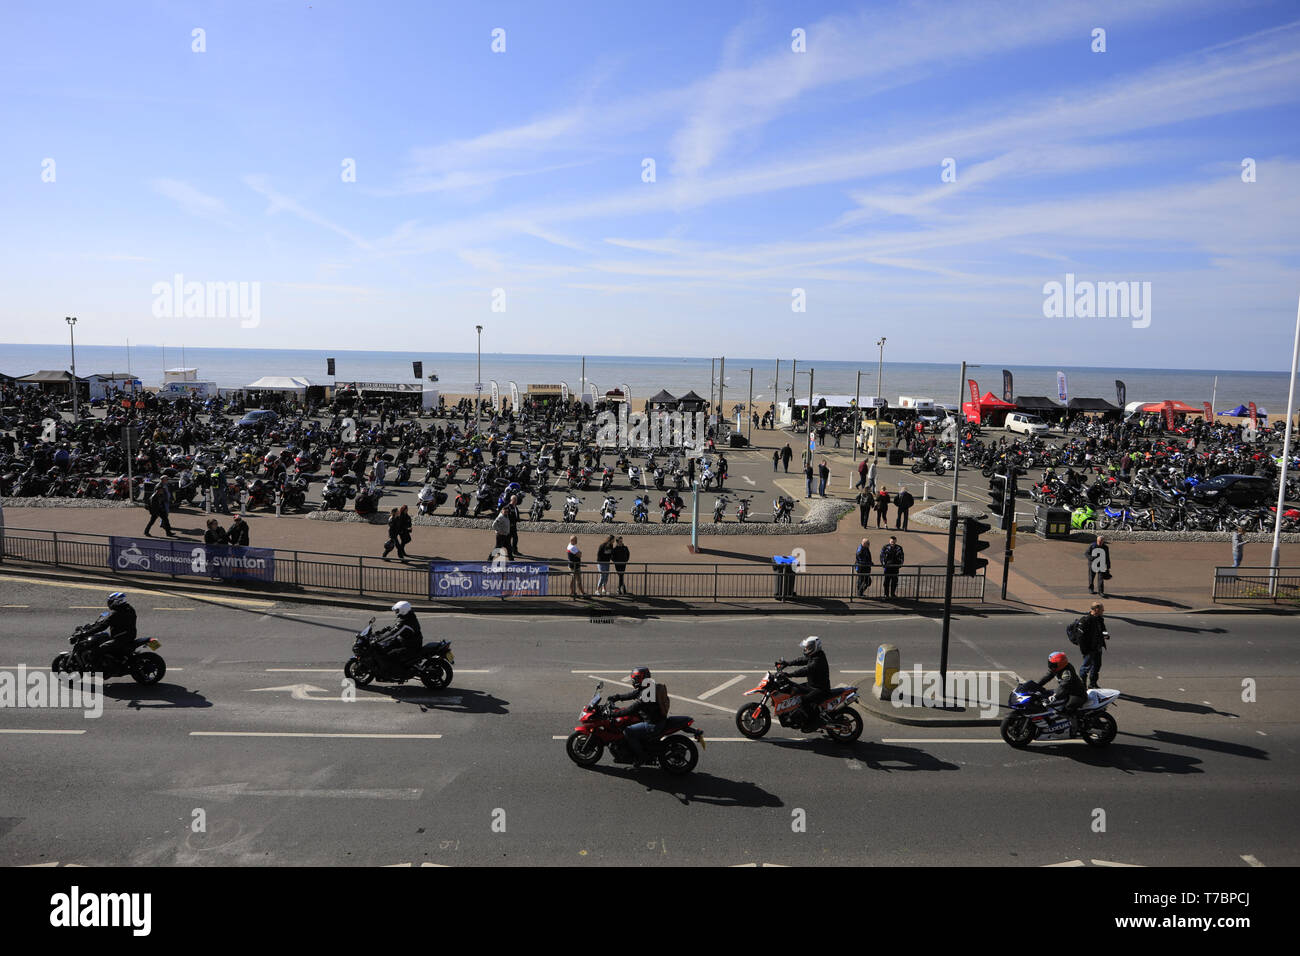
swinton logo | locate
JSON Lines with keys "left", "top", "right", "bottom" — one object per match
{"left": 49, "top": 886, "right": 151, "bottom": 936}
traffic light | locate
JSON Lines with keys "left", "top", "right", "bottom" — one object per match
{"left": 988, "top": 478, "right": 1011, "bottom": 531}
{"left": 961, "top": 517, "right": 991, "bottom": 576}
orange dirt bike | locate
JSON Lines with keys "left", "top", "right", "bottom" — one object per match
{"left": 735, "top": 667, "right": 863, "bottom": 742}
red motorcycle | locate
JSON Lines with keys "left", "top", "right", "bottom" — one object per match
{"left": 735, "top": 667, "right": 863, "bottom": 742}
{"left": 565, "top": 681, "right": 705, "bottom": 775}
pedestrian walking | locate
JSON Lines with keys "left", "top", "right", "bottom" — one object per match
{"left": 867, "top": 458, "right": 878, "bottom": 495}
{"left": 212, "top": 468, "right": 230, "bottom": 514}
{"left": 143, "top": 482, "right": 174, "bottom": 537}
{"left": 856, "top": 458, "right": 867, "bottom": 489}
{"left": 817, "top": 459, "right": 830, "bottom": 497}
{"left": 1074, "top": 601, "right": 1109, "bottom": 688}
{"left": 383, "top": 507, "right": 408, "bottom": 559}
{"left": 804, "top": 461, "right": 814, "bottom": 498}
{"left": 612, "top": 536, "right": 631, "bottom": 595}
{"left": 507, "top": 494, "right": 521, "bottom": 557}
{"left": 596, "top": 535, "right": 615, "bottom": 596}
{"left": 491, "top": 507, "right": 511, "bottom": 560}
{"left": 781, "top": 443, "right": 792, "bottom": 473}
{"left": 687, "top": 456, "right": 696, "bottom": 488}
{"left": 857, "top": 489, "right": 872, "bottom": 528}
{"left": 895, "top": 487, "right": 914, "bottom": 531}
{"left": 398, "top": 504, "right": 413, "bottom": 553}
{"left": 566, "top": 535, "right": 587, "bottom": 598}
{"left": 228, "top": 514, "right": 250, "bottom": 547}
{"left": 773, "top": 448, "right": 780, "bottom": 473}
{"left": 880, "top": 535, "right": 904, "bottom": 597}
{"left": 374, "top": 456, "right": 387, "bottom": 486}
{"left": 875, "top": 486, "right": 890, "bottom": 528}
{"left": 1231, "top": 530, "right": 1244, "bottom": 569}
{"left": 854, "top": 537, "right": 873, "bottom": 596}
{"left": 1085, "top": 535, "right": 1111, "bottom": 595}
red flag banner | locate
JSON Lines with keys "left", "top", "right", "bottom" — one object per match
{"left": 1249, "top": 402, "right": 1258, "bottom": 426}
{"left": 1162, "top": 401, "right": 1176, "bottom": 430}
{"left": 968, "top": 379, "right": 980, "bottom": 407}
{"left": 1202, "top": 402, "right": 1213, "bottom": 420}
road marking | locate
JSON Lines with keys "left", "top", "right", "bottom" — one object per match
{"left": 742, "top": 476, "right": 756, "bottom": 486}
{"left": 1241, "top": 854, "right": 1265, "bottom": 867}
{"left": 0, "top": 729, "right": 87, "bottom": 735}
{"left": 880, "top": 738, "right": 1006, "bottom": 744}
{"left": 264, "top": 668, "right": 492, "bottom": 674}
{"left": 0, "top": 574, "right": 274, "bottom": 607}
{"left": 160, "top": 783, "right": 423, "bottom": 800}
{"left": 187, "top": 738, "right": 441, "bottom": 743}
{"left": 152, "top": 607, "right": 194, "bottom": 611}
{"left": 583, "top": 674, "right": 735, "bottom": 714}
{"left": 698, "top": 675, "right": 747, "bottom": 699}
{"left": 0, "top": 605, "right": 29, "bottom": 608}
{"left": 1092, "top": 859, "right": 1143, "bottom": 867}
{"left": 575, "top": 669, "right": 767, "bottom": 675}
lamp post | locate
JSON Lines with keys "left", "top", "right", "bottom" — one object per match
{"left": 65, "top": 316, "right": 78, "bottom": 421}
{"left": 874, "top": 338, "right": 886, "bottom": 467}
{"left": 1270, "top": 296, "right": 1300, "bottom": 593}
{"left": 475, "top": 325, "right": 483, "bottom": 436}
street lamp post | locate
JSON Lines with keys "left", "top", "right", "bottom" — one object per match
{"left": 65, "top": 316, "right": 78, "bottom": 421}
{"left": 874, "top": 338, "right": 886, "bottom": 467}
{"left": 1270, "top": 296, "right": 1300, "bottom": 593}
{"left": 475, "top": 325, "right": 483, "bottom": 436}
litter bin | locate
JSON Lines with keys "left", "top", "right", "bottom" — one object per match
{"left": 772, "top": 555, "right": 797, "bottom": 600}
{"left": 1035, "top": 505, "right": 1071, "bottom": 539}
{"left": 888, "top": 448, "right": 905, "bottom": 466}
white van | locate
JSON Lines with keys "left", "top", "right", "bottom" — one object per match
{"left": 1006, "top": 412, "right": 1049, "bottom": 436}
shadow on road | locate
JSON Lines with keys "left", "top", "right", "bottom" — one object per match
{"left": 587, "top": 766, "right": 784, "bottom": 808}
{"left": 361, "top": 685, "right": 509, "bottom": 715}
{"left": 1033, "top": 741, "right": 1204, "bottom": 773}
{"left": 1129, "top": 729, "right": 1267, "bottom": 760}
{"left": 105, "top": 682, "right": 212, "bottom": 709}
{"left": 1111, "top": 616, "right": 1225, "bottom": 634}
{"left": 1120, "top": 693, "right": 1239, "bottom": 718}
{"left": 765, "top": 735, "right": 960, "bottom": 771}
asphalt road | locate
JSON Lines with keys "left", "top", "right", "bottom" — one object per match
{"left": 0, "top": 573, "right": 1295, "bottom": 867}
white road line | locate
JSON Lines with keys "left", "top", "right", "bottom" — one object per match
{"left": 187, "top": 738, "right": 441, "bottom": 743}
{"left": 698, "top": 675, "right": 747, "bottom": 699}
{"left": 880, "top": 738, "right": 1008, "bottom": 744}
{"left": 0, "top": 666, "right": 183, "bottom": 671}
{"left": 265, "top": 667, "right": 492, "bottom": 673}
{"left": 0, "top": 729, "right": 87, "bottom": 735}
{"left": 0, "top": 605, "right": 30, "bottom": 608}
{"left": 583, "top": 674, "right": 736, "bottom": 714}
{"left": 575, "top": 669, "right": 765, "bottom": 674}
{"left": 551, "top": 735, "right": 751, "bottom": 742}
{"left": 1241, "top": 854, "right": 1265, "bottom": 867}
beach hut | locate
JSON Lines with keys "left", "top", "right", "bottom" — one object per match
{"left": 16, "top": 370, "right": 84, "bottom": 400}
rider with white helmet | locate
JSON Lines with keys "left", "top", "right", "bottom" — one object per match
{"left": 376, "top": 600, "right": 423, "bottom": 663}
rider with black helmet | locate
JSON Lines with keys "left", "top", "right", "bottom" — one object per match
{"left": 83, "top": 592, "right": 138, "bottom": 662}
{"left": 607, "top": 666, "right": 664, "bottom": 766}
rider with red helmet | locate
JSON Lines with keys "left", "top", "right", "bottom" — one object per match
{"left": 1039, "top": 651, "right": 1087, "bottom": 734}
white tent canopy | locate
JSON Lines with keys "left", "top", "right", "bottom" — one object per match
{"left": 245, "top": 376, "right": 315, "bottom": 393}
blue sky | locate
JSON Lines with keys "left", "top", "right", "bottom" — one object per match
{"left": 1, "top": 0, "right": 1298, "bottom": 369}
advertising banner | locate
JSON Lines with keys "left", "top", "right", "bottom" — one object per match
{"left": 1056, "top": 370, "right": 1068, "bottom": 403}
{"left": 1249, "top": 401, "right": 1258, "bottom": 427}
{"left": 429, "top": 562, "right": 550, "bottom": 599}
{"left": 1001, "top": 370, "right": 1013, "bottom": 403}
{"left": 1115, "top": 380, "right": 1126, "bottom": 408}
{"left": 1202, "top": 401, "right": 1213, "bottom": 420}
{"left": 108, "top": 537, "right": 275, "bottom": 582}
{"left": 1162, "top": 401, "right": 1176, "bottom": 430}
{"left": 967, "top": 379, "right": 980, "bottom": 407}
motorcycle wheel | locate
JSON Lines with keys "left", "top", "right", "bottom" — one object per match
{"left": 129, "top": 652, "right": 166, "bottom": 685}
{"left": 735, "top": 702, "right": 771, "bottom": 739}
{"left": 344, "top": 657, "right": 375, "bottom": 687}
{"left": 1000, "top": 714, "right": 1036, "bottom": 749}
{"left": 1082, "top": 711, "right": 1117, "bottom": 747}
{"left": 419, "top": 659, "right": 453, "bottom": 691}
{"left": 911, "top": 462, "right": 923, "bottom": 474}
{"left": 565, "top": 731, "right": 604, "bottom": 767}
{"left": 981, "top": 465, "right": 994, "bottom": 478}
{"left": 823, "top": 708, "right": 863, "bottom": 743}
{"left": 51, "top": 652, "right": 70, "bottom": 674}
{"left": 658, "top": 736, "right": 699, "bottom": 775}
{"left": 934, "top": 463, "right": 947, "bottom": 477}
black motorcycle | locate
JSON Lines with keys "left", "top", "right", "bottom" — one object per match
{"left": 52, "top": 620, "right": 166, "bottom": 685}
{"left": 344, "top": 618, "right": 454, "bottom": 690}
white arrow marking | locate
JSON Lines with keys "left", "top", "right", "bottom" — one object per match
{"left": 250, "top": 683, "right": 329, "bottom": 700}
{"left": 698, "top": 675, "right": 747, "bottom": 700}
{"left": 1044, "top": 860, "right": 1087, "bottom": 867}
{"left": 1091, "top": 859, "right": 1143, "bottom": 867}
{"left": 1241, "top": 854, "right": 1264, "bottom": 867}
{"left": 742, "top": 476, "right": 756, "bottom": 486}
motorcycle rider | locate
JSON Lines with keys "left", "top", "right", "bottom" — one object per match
{"left": 778, "top": 636, "right": 830, "bottom": 727}
{"left": 82, "top": 591, "right": 138, "bottom": 664}
{"left": 1038, "top": 651, "right": 1088, "bottom": 735}
{"left": 607, "top": 666, "right": 664, "bottom": 767}
{"left": 375, "top": 600, "right": 422, "bottom": 666}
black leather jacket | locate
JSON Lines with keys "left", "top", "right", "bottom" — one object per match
{"left": 86, "top": 604, "right": 137, "bottom": 642}
{"left": 609, "top": 684, "right": 661, "bottom": 724}
{"left": 783, "top": 649, "right": 830, "bottom": 691}
{"left": 379, "top": 613, "right": 423, "bottom": 657}
{"left": 1038, "top": 664, "right": 1086, "bottom": 703}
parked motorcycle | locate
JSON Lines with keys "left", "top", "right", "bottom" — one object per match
{"left": 1000, "top": 679, "right": 1119, "bottom": 748}
{"left": 563, "top": 493, "right": 582, "bottom": 523}
{"left": 713, "top": 495, "right": 728, "bottom": 523}
{"left": 773, "top": 495, "right": 795, "bottom": 523}
{"left": 734, "top": 668, "right": 863, "bottom": 742}
{"left": 600, "top": 495, "right": 619, "bottom": 523}
{"left": 343, "top": 618, "right": 454, "bottom": 690}
{"left": 565, "top": 681, "right": 704, "bottom": 774}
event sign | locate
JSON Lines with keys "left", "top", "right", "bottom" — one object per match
{"left": 108, "top": 536, "right": 275, "bottom": 582}
{"left": 429, "top": 562, "right": 549, "bottom": 599}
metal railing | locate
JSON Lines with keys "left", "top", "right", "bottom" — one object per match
{"left": 1212, "top": 566, "right": 1300, "bottom": 604}
{"left": 0, "top": 526, "right": 985, "bottom": 604}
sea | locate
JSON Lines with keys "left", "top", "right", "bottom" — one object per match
{"left": 0, "top": 343, "right": 1292, "bottom": 414}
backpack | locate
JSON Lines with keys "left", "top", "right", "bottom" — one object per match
{"left": 1066, "top": 617, "right": 1085, "bottom": 645}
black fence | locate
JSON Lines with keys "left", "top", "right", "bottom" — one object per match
{"left": 1211, "top": 567, "right": 1300, "bottom": 604}
{"left": 0, "top": 526, "right": 985, "bottom": 604}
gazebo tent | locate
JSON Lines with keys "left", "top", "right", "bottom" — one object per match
{"left": 246, "top": 376, "right": 314, "bottom": 394}
{"left": 1015, "top": 395, "right": 1063, "bottom": 413}
{"left": 962, "top": 391, "right": 1016, "bottom": 424}
{"left": 1140, "top": 400, "right": 1201, "bottom": 414}
{"left": 1067, "top": 397, "right": 1121, "bottom": 415}
{"left": 646, "top": 389, "right": 677, "bottom": 408}
{"left": 675, "top": 390, "right": 708, "bottom": 411}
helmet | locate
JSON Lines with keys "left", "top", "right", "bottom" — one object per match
{"left": 107, "top": 591, "right": 128, "bottom": 609}
{"left": 392, "top": 601, "right": 413, "bottom": 616}
{"left": 800, "top": 636, "right": 821, "bottom": 655}
{"left": 629, "top": 666, "right": 652, "bottom": 688}
{"left": 1048, "top": 651, "right": 1069, "bottom": 673}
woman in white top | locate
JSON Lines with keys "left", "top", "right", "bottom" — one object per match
{"left": 566, "top": 535, "right": 587, "bottom": 598}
